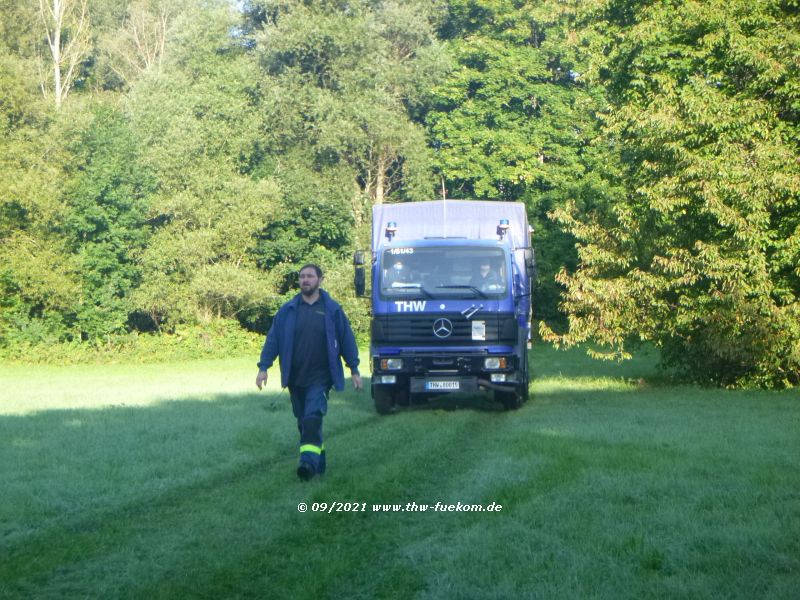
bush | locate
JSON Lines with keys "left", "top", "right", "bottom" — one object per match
{"left": 0, "top": 319, "right": 264, "bottom": 365}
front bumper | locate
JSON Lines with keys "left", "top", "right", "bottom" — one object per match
{"left": 372, "top": 351, "right": 521, "bottom": 394}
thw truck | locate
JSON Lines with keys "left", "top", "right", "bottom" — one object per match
{"left": 354, "top": 200, "right": 535, "bottom": 413}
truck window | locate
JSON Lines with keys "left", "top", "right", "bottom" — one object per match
{"left": 380, "top": 247, "right": 507, "bottom": 299}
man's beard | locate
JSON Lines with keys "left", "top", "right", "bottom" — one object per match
{"left": 301, "top": 282, "right": 319, "bottom": 296}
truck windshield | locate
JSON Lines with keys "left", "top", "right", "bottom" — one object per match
{"left": 380, "top": 247, "right": 507, "bottom": 299}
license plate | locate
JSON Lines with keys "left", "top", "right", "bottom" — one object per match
{"left": 425, "top": 380, "right": 460, "bottom": 390}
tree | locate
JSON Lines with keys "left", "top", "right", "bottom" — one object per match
{"left": 129, "top": 2, "right": 281, "bottom": 328}
{"left": 100, "top": 0, "right": 175, "bottom": 87}
{"left": 0, "top": 92, "right": 82, "bottom": 345}
{"left": 249, "top": 0, "right": 449, "bottom": 209}
{"left": 544, "top": 0, "right": 800, "bottom": 387}
{"left": 427, "top": 0, "right": 616, "bottom": 321}
{"left": 0, "top": 1, "right": 41, "bottom": 54}
{"left": 38, "top": 0, "right": 91, "bottom": 108}
{"left": 62, "top": 103, "right": 153, "bottom": 340}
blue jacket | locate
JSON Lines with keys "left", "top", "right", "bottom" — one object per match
{"left": 258, "top": 289, "right": 360, "bottom": 391}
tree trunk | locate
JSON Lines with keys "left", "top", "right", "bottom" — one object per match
{"left": 374, "top": 152, "right": 390, "bottom": 205}
{"left": 375, "top": 167, "right": 385, "bottom": 205}
{"left": 39, "top": 0, "right": 89, "bottom": 109}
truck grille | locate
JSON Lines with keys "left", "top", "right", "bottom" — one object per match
{"left": 373, "top": 313, "right": 517, "bottom": 345}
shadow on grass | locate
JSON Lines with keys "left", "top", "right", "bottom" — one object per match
{"left": 0, "top": 386, "right": 381, "bottom": 595}
{"left": 2, "top": 344, "right": 797, "bottom": 599}
{"left": 1, "top": 367, "right": 799, "bottom": 599}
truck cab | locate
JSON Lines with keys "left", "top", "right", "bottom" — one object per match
{"left": 360, "top": 200, "right": 534, "bottom": 413}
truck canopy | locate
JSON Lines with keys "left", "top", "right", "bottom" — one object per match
{"left": 372, "top": 200, "right": 529, "bottom": 252}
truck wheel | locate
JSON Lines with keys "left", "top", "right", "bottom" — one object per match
{"left": 520, "top": 350, "right": 531, "bottom": 402}
{"left": 373, "top": 387, "right": 394, "bottom": 415}
{"left": 496, "top": 389, "right": 521, "bottom": 410}
{"left": 522, "top": 357, "right": 530, "bottom": 402}
{"left": 395, "top": 386, "right": 411, "bottom": 407}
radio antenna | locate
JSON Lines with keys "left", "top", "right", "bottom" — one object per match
{"left": 440, "top": 176, "right": 448, "bottom": 238}
{"left": 441, "top": 177, "right": 448, "bottom": 237}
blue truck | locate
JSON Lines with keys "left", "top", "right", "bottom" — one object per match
{"left": 354, "top": 200, "right": 535, "bottom": 413}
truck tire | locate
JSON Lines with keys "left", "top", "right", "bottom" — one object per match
{"left": 396, "top": 387, "right": 411, "bottom": 407}
{"left": 522, "top": 355, "right": 530, "bottom": 402}
{"left": 496, "top": 388, "right": 522, "bottom": 410}
{"left": 520, "top": 348, "right": 531, "bottom": 402}
{"left": 373, "top": 387, "right": 394, "bottom": 415}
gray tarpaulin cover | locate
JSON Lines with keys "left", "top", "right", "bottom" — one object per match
{"left": 372, "top": 200, "right": 529, "bottom": 251}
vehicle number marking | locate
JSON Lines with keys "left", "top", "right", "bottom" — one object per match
{"left": 390, "top": 248, "right": 415, "bottom": 255}
{"left": 426, "top": 381, "right": 460, "bottom": 390}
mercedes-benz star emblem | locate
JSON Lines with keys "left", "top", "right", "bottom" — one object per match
{"left": 433, "top": 318, "right": 453, "bottom": 338}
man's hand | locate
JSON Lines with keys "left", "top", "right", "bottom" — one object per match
{"left": 256, "top": 370, "right": 268, "bottom": 390}
{"left": 351, "top": 373, "right": 363, "bottom": 392}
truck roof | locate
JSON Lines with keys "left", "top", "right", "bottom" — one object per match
{"left": 372, "top": 200, "right": 529, "bottom": 251}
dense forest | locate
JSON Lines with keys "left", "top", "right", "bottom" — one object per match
{"left": 1, "top": 0, "right": 798, "bottom": 386}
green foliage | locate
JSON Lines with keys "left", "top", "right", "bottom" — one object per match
{"left": 545, "top": 0, "right": 800, "bottom": 387}
{"left": 2, "top": 0, "right": 799, "bottom": 387}
{"left": 128, "top": 5, "right": 282, "bottom": 328}
{"left": 0, "top": 1, "right": 39, "bottom": 54}
{"left": 428, "top": 0, "right": 617, "bottom": 321}
{"left": 0, "top": 318, "right": 262, "bottom": 365}
{"left": 63, "top": 103, "right": 153, "bottom": 340}
{"left": 251, "top": 0, "right": 448, "bottom": 204}
{"left": 253, "top": 158, "right": 357, "bottom": 293}
{"left": 0, "top": 65, "right": 81, "bottom": 346}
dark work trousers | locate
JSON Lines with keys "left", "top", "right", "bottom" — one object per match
{"left": 290, "top": 384, "right": 329, "bottom": 474}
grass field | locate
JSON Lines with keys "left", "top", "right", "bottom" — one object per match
{"left": 1, "top": 346, "right": 798, "bottom": 599}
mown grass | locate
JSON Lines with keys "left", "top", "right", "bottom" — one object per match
{"left": 1, "top": 346, "right": 798, "bottom": 599}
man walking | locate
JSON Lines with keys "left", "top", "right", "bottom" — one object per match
{"left": 256, "top": 264, "right": 363, "bottom": 481}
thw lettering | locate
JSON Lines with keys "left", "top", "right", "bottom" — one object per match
{"left": 394, "top": 300, "right": 427, "bottom": 312}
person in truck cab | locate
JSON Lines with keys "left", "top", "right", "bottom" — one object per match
{"left": 470, "top": 260, "right": 502, "bottom": 292}
{"left": 386, "top": 259, "right": 412, "bottom": 287}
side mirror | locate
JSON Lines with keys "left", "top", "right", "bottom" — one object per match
{"left": 353, "top": 250, "right": 366, "bottom": 296}
{"left": 524, "top": 248, "right": 536, "bottom": 278}
{"left": 354, "top": 267, "right": 366, "bottom": 296}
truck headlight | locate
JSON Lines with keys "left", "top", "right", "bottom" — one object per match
{"left": 484, "top": 357, "right": 507, "bottom": 370}
{"left": 380, "top": 358, "right": 403, "bottom": 370}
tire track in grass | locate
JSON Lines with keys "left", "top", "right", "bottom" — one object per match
{"left": 393, "top": 394, "right": 800, "bottom": 600}
{"left": 275, "top": 403, "right": 598, "bottom": 599}
{"left": 226, "top": 388, "right": 784, "bottom": 600}
{"left": 9, "top": 379, "right": 798, "bottom": 598}
{"left": 141, "top": 409, "right": 481, "bottom": 597}
{"left": 0, "top": 401, "right": 387, "bottom": 597}
{"left": 126, "top": 404, "right": 543, "bottom": 598}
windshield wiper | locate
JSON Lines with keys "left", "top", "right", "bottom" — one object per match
{"left": 435, "top": 284, "right": 488, "bottom": 299}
